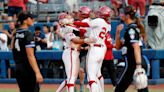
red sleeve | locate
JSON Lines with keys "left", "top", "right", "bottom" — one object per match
{"left": 24, "top": 0, "right": 28, "bottom": 3}
{"left": 79, "top": 28, "right": 87, "bottom": 37}
{"left": 105, "top": 33, "right": 113, "bottom": 49}
{"left": 105, "top": 40, "right": 113, "bottom": 49}
{"left": 74, "top": 21, "right": 90, "bottom": 27}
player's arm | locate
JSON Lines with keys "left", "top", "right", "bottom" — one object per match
{"left": 67, "top": 33, "right": 96, "bottom": 44}
{"left": 74, "top": 21, "right": 90, "bottom": 27}
{"left": 105, "top": 33, "right": 113, "bottom": 49}
{"left": 25, "top": 32, "right": 43, "bottom": 83}
{"left": 132, "top": 43, "right": 142, "bottom": 68}
{"left": 26, "top": 48, "right": 43, "bottom": 83}
{"left": 128, "top": 28, "right": 142, "bottom": 68}
{"left": 115, "top": 24, "right": 124, "bottom": 50}
{"left": 71, "top": 38, "right": 85, "bottom": 44}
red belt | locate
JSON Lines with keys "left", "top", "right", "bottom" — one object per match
{"left": 93, "top": 44, "right": 103, "bottom": 47}
{"left": 65, "top": 47, "right": 80, "bottom": 51}
{"left": 71, "top": 48, "right": 80, "bottom": 51}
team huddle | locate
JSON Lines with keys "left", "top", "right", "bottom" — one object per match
{"left": 55, "top": 6, "right": 112, "bottom": 92}
{"left": 55, "top": 5, "right": 149, "bottom": 92}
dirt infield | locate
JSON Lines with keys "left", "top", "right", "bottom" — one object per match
{"left": 0, "top": 84, "right": 164, "bottom": 92}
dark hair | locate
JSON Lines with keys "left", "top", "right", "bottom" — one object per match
{"left": 43, "top": 24, "right": 50, "bottom": 32}
{"left": 124, "top": 6, "right": 136, "bottom": 19}
{"left": 17, "top": 11, "right": 34, "bottom": 26}
{"left": 35, "top": 26, "right": 41, "bottom": 31}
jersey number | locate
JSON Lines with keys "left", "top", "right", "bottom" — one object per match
{"left": 99, "top": 27, "right": 107, "bottom": 39}
{"left": 15, "top": 39, "right": 20, "bottom": 51}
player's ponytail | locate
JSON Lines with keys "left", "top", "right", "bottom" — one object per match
{"left": 135, "top": 17, "right": 147, "bottom": 43}
{"left": 124, "top": 5, "right": 136, "bottom": 20}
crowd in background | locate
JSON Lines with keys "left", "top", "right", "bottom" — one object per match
{"left": 0, "top": 0, "right": 159, "bottom": 52}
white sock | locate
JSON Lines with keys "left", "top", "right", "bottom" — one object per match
{"left": 98, "top": 76, "right": 104, "bottom": 92}
{"left": 56, "top": 80, "right": 67, "bottom": 92}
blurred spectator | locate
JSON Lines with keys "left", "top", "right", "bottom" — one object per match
{"left": 0, "top": 31, "right": 9, "bottom": 51}
{"left": 43, "top": 25, "right": 54, "bottom": 50}
{"left": 1, "top": 21, "right": 16, "bottom": 48}
{"left": 128, "top": 0, "right": 146, "bottom": 17}
{"left": 111, "top": 0, "right": 123, "bottom": 16}
{"left": 46, "top": 15, "right": 51, "bottom": 23}
{"left": 34, "top": 26, "right": 47, "bottom": 50}
{"left": 0, "top": 31, "right": 11, "bottom": 78}
{"left": 8, "top": 0, "right": 38, "bottom": 20}
{"left": 66, "top": 0, "right": 79, "bottom": 12}
{"left": 0, "top": 0, "right": 4, "bottom": 11}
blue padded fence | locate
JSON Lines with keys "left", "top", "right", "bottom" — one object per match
{"left": 0, "top": 49, "right": 164, "bottom": 84}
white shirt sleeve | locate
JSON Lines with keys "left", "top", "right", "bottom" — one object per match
{"left": 0, "top": 34, "right": 7, "bottom": 42}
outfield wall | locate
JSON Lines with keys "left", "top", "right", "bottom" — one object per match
{"left": 0, "top": 50, "right": 164, "bottom": 85}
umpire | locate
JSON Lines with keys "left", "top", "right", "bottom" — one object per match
{"left": 115, "top": 6, "right": 149, "bottom": 92}
{"left": 12, "top": 12, "right": 43, "bottom": 92}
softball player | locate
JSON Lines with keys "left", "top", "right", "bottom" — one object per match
{"left": 78, "top": 6, "right": 92, "bottom": 92}
{"left": 115, "top": 6, "right": 149, "bottom": 92}
{"left": 74, "top": 6, "right": 113, "bottom": 92}
{"left": 12, "top": 12, "right": 43, "bottom": 92}
{"left": 56, "top": 13, "right": 96, "bottom": 92}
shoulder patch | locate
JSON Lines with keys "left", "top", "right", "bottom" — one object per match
{"left": 128, "top": 29, "right": 135, "bottom": 39}
{"left": 128, "top": 29, "right": 135, "bottom": 34}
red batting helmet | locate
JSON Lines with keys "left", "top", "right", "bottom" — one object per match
{"left": 99, "top": 6, "right": 112, "bottom": 18}
{"left": 79, "top": 6, "right": 91, "bottom": 18}
{"left": 58, "top": 13, "right": 68, "bottom": 20}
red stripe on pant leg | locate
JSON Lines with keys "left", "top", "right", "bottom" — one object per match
{"left": 68, "top": 50, "right": 73, "bottom": 83}
{"left": 61, "top": 80, "right": 67, "bottom": 92}
{"left": 98, "top": 75, "right": 103, "bottom": 80}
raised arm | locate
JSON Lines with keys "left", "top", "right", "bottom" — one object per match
{"left": 115, "top": 24, "right": 124, "bottom": 50}
{"left": 74, "top": 21, "right": 90, "bottom": 27}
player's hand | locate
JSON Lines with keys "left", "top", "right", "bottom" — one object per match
{"left": 84, "top": 37, "right": 97, "bottom": 44}
{"left": 36, "top": 73, "right": 43, "bottom": 83}
{"left": 36, "top": 37, "right": 41, "bottom": 41}
{"left": 116, "top": 24, "right": 124, "bottom": 34}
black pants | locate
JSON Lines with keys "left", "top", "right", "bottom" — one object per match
{"left": 16, "top": 65, "right": 40, "bottom": 92}
{"left": 101, "top": 60, "right": 117, "bottom": 86}
{"left": 115, "top": 57, "right": 149, "bottom": 92}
